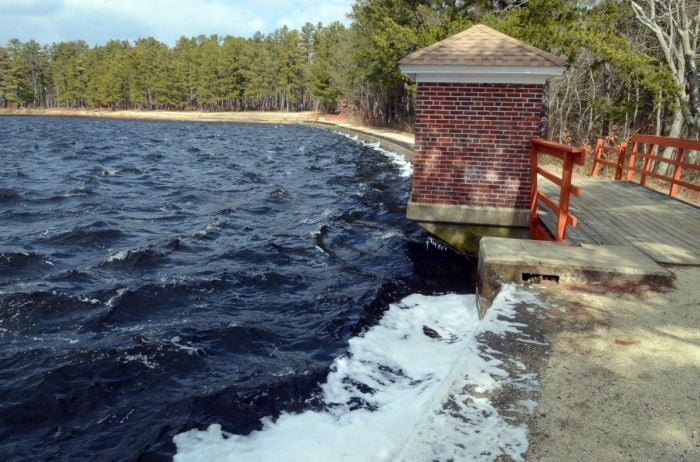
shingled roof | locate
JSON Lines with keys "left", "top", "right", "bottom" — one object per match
{"left": 399, "top": 24, "right": 567, "bottom": 68}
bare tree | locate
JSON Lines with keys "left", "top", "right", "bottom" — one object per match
{"left": 630, "top": 0, "right": 700, "bottom": 140}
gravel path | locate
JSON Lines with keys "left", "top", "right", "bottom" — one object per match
{"left": 526, "top": 267, "right": 700, "bottom": 461}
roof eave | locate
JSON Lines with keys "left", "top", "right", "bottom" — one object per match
{"left": 400, "top": 64, "right": 565, "bottom": 85}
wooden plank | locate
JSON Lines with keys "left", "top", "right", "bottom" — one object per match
{"left": 606, "top": 211, "right": 700, "bottom": 265}
{"left": 583, "top": 211, "right": 631, "bottom": 246}
{"left": 542, "top": 176, "right": 700, "bottom": 264}
{"left": 536, "top": 193, "right": 577, "bottom": 227}
{"left": 538, "top": 208, "right": 592, "bottom": 243}
{"left": 631, "top": 134, "right": 700, "bottom": 151}
{"left": 626, "top": 167, "right": 700, "bottom": 191}
{"left": 538, "top": 167, "right": 582, "bottom": 196}
{"left": 627, "top": 152, "right": 700, "bottom": 172}
{"left": 630, "top": 212, "right": 700, "bottom": 248}
{"left": 575, "top": 211, "right": 627, "bottom": 246}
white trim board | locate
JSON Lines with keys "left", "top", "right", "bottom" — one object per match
{"left": 400, "top": 64, "right": 565, "bottom": 85}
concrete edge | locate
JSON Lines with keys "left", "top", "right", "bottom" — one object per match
{"left": 476, "top": 237, "right": 674, "bottom": 318}
{"left": 303, "top": 121, "right": 414, "bottom": 161}
{"left": 407, "top": 202, "right": 530, "bottom": 227}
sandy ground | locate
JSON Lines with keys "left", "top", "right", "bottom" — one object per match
{"left": 326, "top": 120, "right": 416, "bottom": 147}
{"left": 0, "top": 108, "right": 416, "bottom": 148}
{"left": 526, "top": 266, "right": 700, "bottom": 461}
{"left": 0, "top": 107, "right": 308, "bottom": 124}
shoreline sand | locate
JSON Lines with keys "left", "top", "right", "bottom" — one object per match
{"left": 0, "top": 107, "right": 416, "bottom": 158}
{"left": 0, "top": 107, "right": 316, "bottom": 124}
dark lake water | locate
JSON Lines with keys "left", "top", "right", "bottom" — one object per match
{"left": 0, "top": 116, "right": 475, "bottom": 461}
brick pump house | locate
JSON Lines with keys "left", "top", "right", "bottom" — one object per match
{"left": 399, "top": 25, "right": 566, "bottom": 252}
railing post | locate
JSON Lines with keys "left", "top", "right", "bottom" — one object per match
{"left": 620, "top": 134, "right": 699, "bottom": 196}
{"left": 557, "top": 153, "right": 575, "bottom": 241}
{"left": 626, "top": 139, "right": 638, "bottom": 181}
{"left": 592, "top": 138, "right": 604, "bottom": 177}
{"left": 529, "top": 142, "right": 539, "bottom": 239}
{"left": 529, "top": 137, "right": 583, "bottom": 242}
{"left": 615, "top": 141, "right": 627, "bottom": 180}
{"left": 669, "top": 148, "right": 686, "bottom": 197}
{"left": 640, "top": 142, "right": 656, "bottom": 186}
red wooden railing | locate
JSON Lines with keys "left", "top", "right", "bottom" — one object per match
{"left": 592, "top": 134, "right": 700, "bottom": 197}
{"left": 625, "top": 134, "right": 700, "bottom": 197}
{"left": 592, "top": 138, "right": 627, "bottom": 180}
{"left": 530, "top": 137, "right": 585, "bottom": 241}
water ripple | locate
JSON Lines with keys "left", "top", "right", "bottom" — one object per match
{"left": 0, "top": 116, "right": 474, "bottom": 460}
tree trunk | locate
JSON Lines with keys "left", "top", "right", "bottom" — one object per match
{"left": 657, "top": 108, "right": 684, "bottom": 176}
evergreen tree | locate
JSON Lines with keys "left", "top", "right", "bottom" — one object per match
{"left": 1, "top": 0, "right": 695, "bottom": 140}
{"left": 3, "top": 39, "right": 32, "bottom": 106}
{"left": 218, "top": 36, "right": 248, "bottom": 110}
{"left": 50, "top": 41, "right": 89, "bottom": 107}
{"left": 309, "top": 22, "right": 347, "bottom": 112}
{"left": 129, "top": 37, "right": 172, "bottom": 109}
{"left": 173, "top": 36, "right": 198, "bottom": 108}
{"left": 0, "top": 46, "right": 11, "bottom": 107}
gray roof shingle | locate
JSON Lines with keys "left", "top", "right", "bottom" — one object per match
{"left": 399, "top": 24, "right": 567, "bottom": 68}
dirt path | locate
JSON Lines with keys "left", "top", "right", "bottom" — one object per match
{"left": 527, "top": 266, "right": 700, "bottom": 461}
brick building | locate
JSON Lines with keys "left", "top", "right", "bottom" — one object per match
{"left": 399, "top": 25, "right": 566, "bottom": 251}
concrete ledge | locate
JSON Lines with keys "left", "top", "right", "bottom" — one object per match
{"left": 477, "top": 237, "right": 674, "bottom": 318}
{"left": 407, "top": 202, "right": 529, "bottom": 227}
{"left": 305, "top": 122, "right": 414, "bottom": 161}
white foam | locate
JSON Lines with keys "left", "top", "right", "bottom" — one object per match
{"left": 174, "top": 293, "right": 478, "bottom": 462}
{"left": 379, "top": 148, "right": 413, "bottom": 178}
{"left": 399, "top": 285, "right": 544, "bottom": 461}
{"left": 105, "top": 250, "right": 130, "bottom": 263}
{"left": 173, "top": 285, "right": 542, "bottom": 462}
{"left": 375, "top": 230, "right": 404, "bottom": 240}
{"left": 121, "top": 353, "right": 157, "bottom": 370}
{"left": 191, "top": 219, "right": 224, "bottom": 238}
{"left": 339, "top": 132, "right": 413, "bottom": 177}
{"left": 170, "top": 336, "right": 204, "bottom": 356}
{"left": 105, "top": 287, "right": 129, "bottom": 308}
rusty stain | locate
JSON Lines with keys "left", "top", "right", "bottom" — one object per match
{"left": 614, "top": 339, "right": 641, "bottom": 346}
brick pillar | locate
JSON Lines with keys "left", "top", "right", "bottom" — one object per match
{"left": 409, "top": 82, "right": 544, "bottom": 220}
{"left": 398, "top": 25, "right": 566, "bottom": 248}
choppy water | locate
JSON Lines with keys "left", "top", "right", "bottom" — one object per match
{"left": 0, "top": 116, "right": 475, "bottom": 461}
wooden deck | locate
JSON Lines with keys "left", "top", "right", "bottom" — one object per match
{"left": 539, "top": 177, "right": 700, "bottom": 265}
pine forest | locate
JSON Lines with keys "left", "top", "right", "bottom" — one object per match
{"left": 0, "top": 0, "right": 698, "bottom": 145}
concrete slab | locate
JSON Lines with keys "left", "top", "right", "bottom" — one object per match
{"left": 406, "top": 202, "right": 529, "bottom": 227}
{"left": 477, "top": 237, "right": 674, "bottom": 317}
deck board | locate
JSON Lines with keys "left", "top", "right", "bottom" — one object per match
{"left": 538, "top": 177, "right": 700, "bottom": 265}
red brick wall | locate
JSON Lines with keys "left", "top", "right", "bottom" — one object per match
{"left": 411, "top": 82, "right": 544, "bottom": 209}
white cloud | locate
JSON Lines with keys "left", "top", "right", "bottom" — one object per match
{"left": 272, "top": 0, "right": 353, "bottom": 29}
{"left": 0, "top": 0, "right": 354, "bottom": 45}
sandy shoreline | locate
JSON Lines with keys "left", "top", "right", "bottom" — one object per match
{"left": 0, "top": 107, "right": 312, "bottom": 124}
{"left": 0, "top": 107, "right": 417, "bottom": 153}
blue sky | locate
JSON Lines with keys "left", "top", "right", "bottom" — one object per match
{"left": 0, "top": 0, "right": 355, "bottom": 46}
